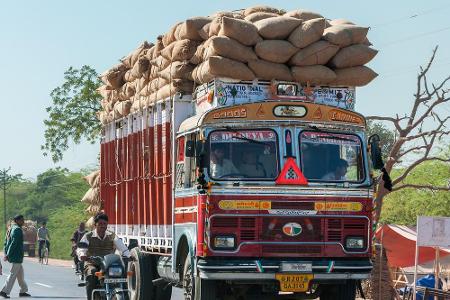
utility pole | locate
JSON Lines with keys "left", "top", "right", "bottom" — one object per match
{"left": 1, "top": 168, "right": 10, "bottom": 233}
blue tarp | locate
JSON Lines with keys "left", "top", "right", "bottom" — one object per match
{"left": 416, "top": 274, "right": 442, "bottom": 300}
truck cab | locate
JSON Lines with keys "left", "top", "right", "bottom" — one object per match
{"left": 172, "top": 80, "right": 374, "bottom": 299}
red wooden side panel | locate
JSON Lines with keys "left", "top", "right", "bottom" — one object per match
{"left": 162, "top": 104, "right": 172, "bottom": 230}
{"left": 155, "top": 106, "right": 162, "bottom": 236}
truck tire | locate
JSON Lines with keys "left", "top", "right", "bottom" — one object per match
{"left": 128, "top": 248, "right": 154, "bottom": 300}
{"left": 320, "top": 281, "right": 356, "bottom": 300}
{"left": 151, "top": 256, "right": 172, "bottom": 300}
{"left": 183, "top": 256, "right": 216, "bottom": 300}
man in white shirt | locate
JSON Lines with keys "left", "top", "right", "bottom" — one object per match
{"left": 321, "top": 158, "right": 349, "bottom": 181}
{"left": 77, "top": 213, "right": 130, "bottom": 300}
{"left": 210, "top": 146, "right": 239, "bottom": 178}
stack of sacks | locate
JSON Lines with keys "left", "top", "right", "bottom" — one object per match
{"left": 81, "top": 170, "right": 102, "bottom": 215}
{"left": 97, "top": 5, "right": 378, "bottom": 124}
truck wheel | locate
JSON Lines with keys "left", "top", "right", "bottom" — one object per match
{"left": 182, "top": 256, "right": 216, "bottom": 300}
{"left": 152, "top": 256, "right": 172, "bottom": 300}
{"left": 128, "top": 248, "right": 154, "bottom": 300}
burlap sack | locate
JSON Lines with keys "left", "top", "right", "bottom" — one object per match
{"left": 150, "top": 55, "right": 170, "bottom": 69}
{"left": 148, "top": 77, "right": 170, "bottom": 91}
{"left": 204, "top": 36, "right": 258, "bottom": 63}
{"left": 176, "top": 17, "right": 212, "bottom": 41}
{"left": 102, "top": 69, "right": 126, "bottom": 89}
{"left": 157, "top": 79, "right": 194, "bottom": 99}
{"left": 86, "top": 204, "right": 102, "bottom": 215}
{"left": 192, "top": 56, "right": 255, "bottom": 84}
{"left": 288, "top": 18, "right": 326, "bottom": 48}
{"left": 331, "top": 66, "right": 378, "bottom": 86}
{"left": 118, "top": 82, "right": 136, "bottom": 100}
{"left": 284, "top": 9, "right": 323, "bottom": 21}
{"left": 244, "top": 12, "right": 279, "bottom": 23}
{"left": 323, "top": 25, "right": 369, "bottom": 47}
{"left": 114, "top": 100, "right": 132, "bottom": 117}
{"left": 255, "top": 40, "right": 298, "bottom": 63}
{"left": 199, "top": 23, "right": 211, "bottom": 40}
{"left": 329, "top": 44, "right": 378, "bottom": 68}
{"left": 135, "top": 77, "right": 148, "bottom": 94}
{"left": 97, "top": 85, "right": 114, "bottom": 99}
{"left": 248, "top": 60, "right": 293, "bottom": 81}
{"left": 254, "top": 16, "right": 301, "bottom": 39}
{"left": 98, "top": 111, "right": 108, "bottom": 125}
{"left": 159, "top": 61, "right": 194, "bottom": 81}
{"left": 160, "top": 39, "right": 200, "bottom": 61}
{"left": 121, "top": 41, "right": 152, "bottom": 68}
{"left": 219, "top": 16, "right": 262, "bottom": 46}
{"left": 329, "top": 19, "right": 354, "bottom": 26}
{"left": 163, "top": 22, "right": 182, "bottom": 47}
{"left": 85, "top": 217, "right": 95, "bottom": 229}
{"left": 84, "top": 170, "right": 100, "bottom": 187}
{"left": 128, "top": 57, "right": 150, "bottom": 81}
{"left": 291, "top": 65, "right": 336, "bottom": 85}
{"left": 289, "top": 41, "right": 339, "bottom": 66}
{"left": 152, "top": 37, "right": 165, "bottom": 59}
{"left": 190, "top": 41, "right": 209, "bottom": 65}
{"left": 81, "top": 187, "right": 100, "bottom": 204}
{"left": 243, "top": 5, "right": 283, "bottom": 17}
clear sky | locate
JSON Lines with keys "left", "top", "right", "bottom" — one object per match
{"left": 0, "top": 0, "right": 449, "bottom": 178}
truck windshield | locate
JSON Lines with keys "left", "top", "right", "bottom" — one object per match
{"left": 299, "top": 131, "right": 365, "bottom": 183}
{"left": 208, "top": 129, "right": 279, "bottom": 180}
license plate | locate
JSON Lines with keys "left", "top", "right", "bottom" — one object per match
{"left": 104, "top": 278, "right": 127, "bottom": 283}
{"left": 275, "top": 274, "right": 314, "bottom": 292}
{"left": 280, "top": 262, "right": 312, "bottom": 272}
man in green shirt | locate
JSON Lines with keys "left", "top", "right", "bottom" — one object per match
{"left": 0, "top": 215, "right": 31, "bottom": 298}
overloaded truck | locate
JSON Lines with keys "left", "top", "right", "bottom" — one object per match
{"left": 98, "top": 5, "right": 385, "bottom": 300}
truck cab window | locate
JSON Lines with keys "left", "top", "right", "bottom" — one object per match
{"left": 299, "top": 131, "right": 365, "bottom": 183}
{"left": 208, "top": 129, "right": 279, "bottom": 180}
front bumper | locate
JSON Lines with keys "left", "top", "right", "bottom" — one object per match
{"left": 197, "top": 258, "right": 372, "bottom": 281}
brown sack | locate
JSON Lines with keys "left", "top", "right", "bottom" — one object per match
{"left": 248, "top": 60, "right": 293, "bottom": 81}
{"left": 329, "top": 19, "right": 354, "bottom": 26}
{"left": 254, "top": 16, "right": 301, "bottom": 39}
{"left": 159, "top": 61, "right": 194, "bottom": 81}
{"left": 163, "top": 22, "right": 182, "bottom": 47}
{"left": 255, "top": 40, "right": 298, "bottom": 63}
{"left": 129, "top": 57, "right": 150, "bottom": 81}
{"left": 329, "top": 44, "right": 378, "bottom": 68}
{"left": 148, "top": 77, "right": 170, "bottom": 91}
{"left": 152, "top": 37, "right": 165, "bottom": 59}
{"left": 219, "top": 16, "right": 262, "bottom": 46}
{"left": 121, "top": 41, "right": 152, "bottom": 68}
{"left": 190, "top": 41, "right": 210, "bottom": 65}
{"left": 323, "top": 25, "right": 369, "bottom": 47}
{"left": 289, "top": 41, "right": 339, "bottom": 66}
{"left": 150, "top": 56, "right": 170, "bottom": 69}
{"left": 192, "top": 56, "right": 255, "bottom": 84}
{"left": 81, "top": 187, "right": 100, "bottom": 204}
{"left": 199, "top": 23, "right": 211, "bottom": 40}
{"left": 114, "top": 100, "right": 132, "bottom": 117}
{"left": 103, "top": 69, "right": 126, "bottom": 89}
{"left": 291, "top": 65, "right": 336, "bottom": 85}
{"left": 205, "top": 36, "right": 258, "bottom": 63}
{"left": 243, "top": 5, "right": 283, "bottom": 17}
{"left": 176, "top": 17, "right": 212, "bottom": 41}
{"left": 135, "top": 77, "right": 148, "bottom": 94}
{"left": 331, "top": 66, "right": 378, "bottom": 86}
{"left": 244, "top": 12, "right": 279, "bottom": 23}
{"left": 160, "top": 39, "right": 200, "bottom": 61}
{"left": 84, "top": 170, "right": 100, "bottom": 187}
{"left": 284, "top": 9, "right": 323, "bottom": 21}
{"left": 288, "top": 18, "right": 326, "bottom": 48}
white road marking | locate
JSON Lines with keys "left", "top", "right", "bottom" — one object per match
{"left": 34, "top": 282, "right": 53, "bottom": 288}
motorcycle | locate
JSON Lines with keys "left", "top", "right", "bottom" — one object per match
{"left": 77, "top": 243, "right": 129, "bottom": 300}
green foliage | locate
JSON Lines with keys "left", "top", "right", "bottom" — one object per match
{"left": 367, "top": 121, "right": 396, "bottom": 161}
{"left": 42, "top": 65, "right": 102, "bottom": 162}
{"left": 0, "top": 168, "right": 89, "bottom": 259}
{"left": 381, "top": 159, "right": 450, "bottom": 225}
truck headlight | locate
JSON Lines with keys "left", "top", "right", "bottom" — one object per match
{"left": 345, "top": 237, "right": 365, "bottom": 249}
{"left": 213, "top": 236, "right": 235, "bottom": 249}
{"left": 108, "top": 266, "right": 123, "bottom": 277}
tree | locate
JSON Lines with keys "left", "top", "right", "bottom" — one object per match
{"left": 0, "top": 168, "right": 23, "bottom": 231}
{"left": 42, "top": 65, "right": 102, "bottom": 162}
{"left": 368, "top": 46, "right": 450, "bottom": 224}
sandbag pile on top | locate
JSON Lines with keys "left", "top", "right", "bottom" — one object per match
{"left": 97, "top": 5, "right": 378, "bottom": 125}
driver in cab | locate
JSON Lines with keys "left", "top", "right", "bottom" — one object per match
{"left": 210, "top": 145, "right": 238, "bottom": 178}
{"left": 77, "top": 213, "right": 130, "bottom": 300}
{"left": 322, "top": 158, "right": 349, "bottom": 181}
{"left": 239, "top": 151, "right": 266, "bottom": 178}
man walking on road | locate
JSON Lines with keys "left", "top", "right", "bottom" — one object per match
{"left": 0, "top": 215, "right": 31, "bottom": 298}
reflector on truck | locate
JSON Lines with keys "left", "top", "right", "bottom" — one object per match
{"left": 275, "top": 157, "right": 308, "bottom": 185}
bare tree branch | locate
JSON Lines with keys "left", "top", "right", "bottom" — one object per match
{"left": 392, "top": 184, "right": 450, "bottom": 192}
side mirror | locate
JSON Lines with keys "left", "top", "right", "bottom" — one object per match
{"left": 77, "top": 242, "right": 88, "bottom": 249}
{"left": 196, "top": 140, "right": 207, "bottom": 169}
{"left": 185, "top": 140, "right": 195, "bottom": 157}
{"left": 369, "top": 134, "right": 384, "bottom": 170}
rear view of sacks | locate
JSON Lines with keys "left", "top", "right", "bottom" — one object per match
{"left": 97, "top": 5, "right": 378, "bottom": 124}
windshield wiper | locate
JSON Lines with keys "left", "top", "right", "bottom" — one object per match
{"left": 305, "top": 125, "right": 356, "bottom": 142}
{"left": 223, "top": 126, "right": 269, "bottom": 146}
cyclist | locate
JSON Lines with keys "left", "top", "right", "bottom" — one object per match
{"left": 71, "top": 222, "right": 86, "bottom": 274}
{"left": 37, "top": 222, "right": 50, "bottom": 263}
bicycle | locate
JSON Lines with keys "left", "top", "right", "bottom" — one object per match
{"left": 39, "top": 240, "right": 49, "bottom": 265}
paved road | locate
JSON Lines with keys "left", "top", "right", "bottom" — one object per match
{"left": 0, "top": 256, "right": 184, "bottom": 300}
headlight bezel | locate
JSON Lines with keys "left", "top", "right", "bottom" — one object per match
{"left": 212, "top": 235, "right": 236, "bottom": 250}
{"left": 345, "top": 236, "right": 365, "bottom": 251}
{"left": 108, "top": 265, "right": 124, "bottom": 277}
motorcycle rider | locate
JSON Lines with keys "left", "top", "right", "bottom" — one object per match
{"left": 77, "top": 213, "right": 130, "bottom": 300}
